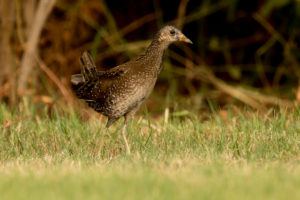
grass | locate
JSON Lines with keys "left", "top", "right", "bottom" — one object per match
{"left": 0, "top": 102, "right": 299, "bottom": 199}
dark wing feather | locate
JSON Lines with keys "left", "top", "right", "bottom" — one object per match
{"left": 72, "top": 50, "right": 130, "bottom": 101}
{"left": 98, "top": 64, "right": 129, "bottom": 78}
{"left": 74, "top": 63, "right": 130, "bottom": 102}
{"left": 80, "top": 51, "right": 98, "bottom": 81}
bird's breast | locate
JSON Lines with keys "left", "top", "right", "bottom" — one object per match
{"left": 106, "top": 72, "right": 157, "bottom": 116}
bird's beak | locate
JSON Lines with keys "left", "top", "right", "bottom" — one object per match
{"left": 179, "top": 33, "right": 193, "bottom": 44}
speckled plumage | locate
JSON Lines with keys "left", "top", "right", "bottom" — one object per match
{"left": 71, "top": 26, "right": 192, "bottom": 154}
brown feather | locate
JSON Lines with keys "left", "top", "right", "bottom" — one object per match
{"left": 71, "top": 26, "right": 192, "bottom": 128}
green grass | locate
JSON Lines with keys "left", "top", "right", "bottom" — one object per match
{"left": 0, "top": 102, "right": 299, "bottom": 199}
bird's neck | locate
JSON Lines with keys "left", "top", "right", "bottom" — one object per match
{"left": 146, "top": 38, "right": 169, "bottom": 54}
{"left": 143, "top": 39, "right": 169, "bottom": 73}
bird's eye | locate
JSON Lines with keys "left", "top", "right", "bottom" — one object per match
{"left": 170, "top": 30, "right": 175, "bottom": 35}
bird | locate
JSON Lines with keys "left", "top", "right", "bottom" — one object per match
{"left": 71, "top": 25, "right": 192, "bottom": 155}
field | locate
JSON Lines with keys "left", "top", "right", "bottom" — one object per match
{"left": 0, "top": 103, "right": 299, "bottom": 200}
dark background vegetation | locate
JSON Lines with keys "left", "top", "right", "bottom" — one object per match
{"left": 0, "top": 0, "right": 299, "bottom": 115}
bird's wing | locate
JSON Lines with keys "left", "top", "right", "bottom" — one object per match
{"left": 75, "top": 63, "right": 131, "bottom": 102}
{"left": 97, "top": 63, "right": 129, "bottom": 78}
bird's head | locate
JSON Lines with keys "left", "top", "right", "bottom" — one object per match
{"left": 156, "top": 25, "right": 193, "bottom": 45}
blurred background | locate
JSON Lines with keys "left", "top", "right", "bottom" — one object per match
{"left": 0, "top": 0, "right": 299, "bottom": 116}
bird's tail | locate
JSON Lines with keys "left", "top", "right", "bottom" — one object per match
{"left": 71, "top": 51, "right": 97, "bottom": 86}
{"left": 80, "top": 51, "right": 98, "bottom": 81}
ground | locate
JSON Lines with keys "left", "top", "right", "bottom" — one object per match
{"left": 0, "top": 103, "right": 299, "bottom": 199}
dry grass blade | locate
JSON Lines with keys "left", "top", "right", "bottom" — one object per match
{"left": 239, "top": 87, "right": 294, "bottom": 107}
{"left": 253, "top": 12, "right": 300, "bottom": 92}
{"left": 197, "top": 67, "right": 293, "bottom": 109}
{"left": 1, "top": 115, "right": 32, "bottom": 129}
{"left": 169, "top": 51, "right": 293, "bottom": 109}
{"left": 0, "top": 1, "right": 16, "bottom": 105}
{"left": 18, "top": 0, "right": 57, "bottom": 95}
{"left": 252, "top": 13, "right": 287, "bottom": 45}
{"left": 23, "top": 0, "right": 37, "bottom": 37}
{"left": 196, "top": 67, "right": 266, "bottom": 111}
{"left": 175, "top": 0, "right": 190, "bottom": 29}
{"left": 169, "top": 1, "right": 228, "bottom": 25}
{"left": 15, "top": 0, "right": 26, "bottom": 46}
{"left": 35, "top": 55, "right": 73, "bottom": 106}
{"left": 119, "top": 13, "right": 157, "bottom": 36}
{"left": 98, "top": 40, "right": 151, "bottom": 61}
{"left": 88, "top": 13, "right": 157, "bottom": 53}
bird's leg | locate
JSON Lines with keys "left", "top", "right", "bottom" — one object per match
{"left": 121, "top": 122, "right": 130, "bottom": 155}
{"left": 102, "top": 127, "right": 111, "bottom": 138}
{"left": 99, "top": 127, "right": 109, "bottom": 156}
{"left": 122, "top": 107, "right": 140, "bottom": 155}
{"left": 98, "top": 118, "right": 117, "bottom": 155}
